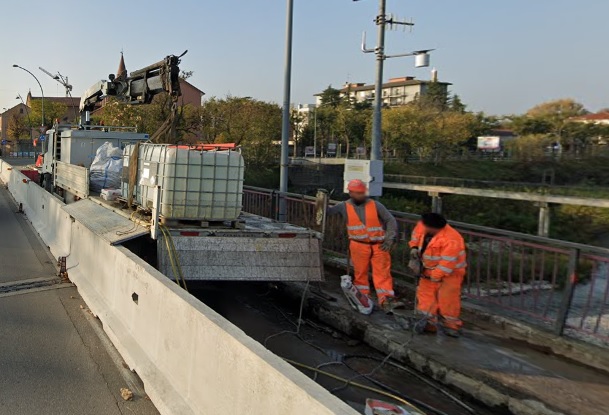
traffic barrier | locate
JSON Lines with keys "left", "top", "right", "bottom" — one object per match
{"left": 0, "top": 160, "right": 356, "bottom": 415}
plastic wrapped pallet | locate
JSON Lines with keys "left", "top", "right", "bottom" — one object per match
{"left": 90, "top": 142, "right": 123, "bottom": 192}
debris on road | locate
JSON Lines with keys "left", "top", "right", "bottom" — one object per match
{"left": 120, "top": 388, "right": 133, "bottom": 401}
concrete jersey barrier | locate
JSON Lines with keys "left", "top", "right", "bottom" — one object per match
{"left": 0, "top": 159, "right": 357, "bottom": 415}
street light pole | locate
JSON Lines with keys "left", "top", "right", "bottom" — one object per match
{"left": 313, "top": 108, "right": 318, "bottom": 160}
{"left": 370, "top": 0, "right": 386, "bottom": 161}
{"left": 279, "top": 0, "right": 294, "bottom": 222}
{"left": 13, "top": 65, "right": 45, "bottom": 130}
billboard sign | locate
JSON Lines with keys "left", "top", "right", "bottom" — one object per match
{"left": 477, "top": 136, "right": 501, "bottom": 151}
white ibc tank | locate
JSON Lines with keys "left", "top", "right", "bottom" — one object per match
{"left": 124, "top": 144, "right": 245, "bottom": 221}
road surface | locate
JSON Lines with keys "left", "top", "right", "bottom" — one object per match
{"left": 0, "top": 183, "right": 158, "bottom": 415}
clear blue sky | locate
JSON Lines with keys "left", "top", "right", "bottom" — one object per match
{"left": 0, "top": 0, "right": 607, "bottom": 115}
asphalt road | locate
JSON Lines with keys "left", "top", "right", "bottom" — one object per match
{"left": 0, "top": 184, "right": 159, "bottom": 415}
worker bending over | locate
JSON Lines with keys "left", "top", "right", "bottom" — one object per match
{"left": 329, "top": 179, "right": 405, "bottom": 313}
{"left": 409, "top": 213, "right": 467, "bottom": 337}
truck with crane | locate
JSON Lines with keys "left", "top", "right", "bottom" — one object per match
{"left": 36, "top": 53, "right": 323, "bottom": 284}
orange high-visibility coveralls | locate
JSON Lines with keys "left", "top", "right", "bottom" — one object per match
{"left": 346, "top": 202, "right": 395, "bottom": 305}
{"left": 409, "top": 222, "right": 467, "bottom": 330}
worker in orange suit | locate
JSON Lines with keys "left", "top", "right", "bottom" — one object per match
{"left": 409, "top": 213, "right": 467, "bottom": 337}
{"left": 329, "top": 179, "right": 405, "bottom": 313}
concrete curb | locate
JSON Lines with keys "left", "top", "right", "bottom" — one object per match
{"left": 283, "top": 282, "right": 565, "bottom": 415}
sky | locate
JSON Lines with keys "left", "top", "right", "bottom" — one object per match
{"left": 0, "top": 0, "right": 607, "bottom": 116}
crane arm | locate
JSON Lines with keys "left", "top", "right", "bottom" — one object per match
{"left": 79, "top": 53, "right": 184, "bottom": 123}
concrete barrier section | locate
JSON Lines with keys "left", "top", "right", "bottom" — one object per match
{"left": 0, "top": 160, "right": 356, "bottom": 415}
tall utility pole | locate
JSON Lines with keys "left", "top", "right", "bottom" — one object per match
{"left": 359, "top": 0, "right": 432, "bottom": 162}
{"left": 370, "top": 0, "right": 386, "bottom": 161}
{"left": 279, "top": 0, "right": 294, "bottom": 222}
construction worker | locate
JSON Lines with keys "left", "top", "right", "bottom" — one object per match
{"left": 409, "top": 213, "right": 467, "bottom": 337}
{"left": 329, "top": 179, "right": 405, "bottom": 313}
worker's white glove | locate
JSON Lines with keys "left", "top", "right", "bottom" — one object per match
{"left": 408, "top": 248, "right": 421, "bottom": 275}
{"left": 409, "top": 248, "right": 420, "bottom": 260}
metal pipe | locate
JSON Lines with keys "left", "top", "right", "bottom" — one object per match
{"left": 370, "top": 0, "right": 386, "bottom": 161}
{"left": 279, "top": 0, "right": 294, "bottom": 222}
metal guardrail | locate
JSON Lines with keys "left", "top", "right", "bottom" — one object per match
{"left": 243, "top": 186, "right": 609, "bottom": 346}
{"left": 384, "top": 174, "right": 609, "bottom": 199}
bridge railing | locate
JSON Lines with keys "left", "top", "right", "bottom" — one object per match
{"left": 243, "top": 186, "right": 609, "bottom": 346}
{"left": 384, "top": 173, "right": 608, "bottom": 199}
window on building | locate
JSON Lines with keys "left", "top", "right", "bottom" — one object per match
{"left": 20, "top": 108, "right": 24, "bottom": 114}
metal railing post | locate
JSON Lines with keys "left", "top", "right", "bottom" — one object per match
{"left": 271, "top": 190, "right": 279, "bottom": 221}
{"left": 537, "top": 202, "right": 550, "bottom": 237}
{"left": 555, "top": 248, "right": 580, "bottom": 336}
{"left": 430, "top": 192, "right": 442, "bottom": 214}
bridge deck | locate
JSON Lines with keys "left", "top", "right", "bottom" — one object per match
{"left": 0, "top": 185, "right": 158, "bottom": 415}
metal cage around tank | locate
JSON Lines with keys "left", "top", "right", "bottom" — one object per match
{"left": 122, "top": 144, "right": 245, "bottom": 222}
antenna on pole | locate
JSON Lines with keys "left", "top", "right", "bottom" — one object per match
{"left": 39, "top": 67, "right": 73, "bottom": 97}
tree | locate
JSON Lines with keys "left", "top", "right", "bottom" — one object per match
{"left": 7, "top": 113, "right": 30, "bottom": 140}
{"left": 505, "top": 134, "right": 554, "bottom": 161}
{"left": 511, "top": 99, "right": 593, "bottom": 154}
{"left": 334, "top": 105, "right": 371, "bottom": 157}
{"left": 196, "top": 96, "right": 282, "bottom": 166}
{"left": 416, "top": 81, "right": 449, "bottom": 110}
{"left": 318, "top": 86, "right": 344, "bottom": 108}
{"left": 526, "top": 98, "right": 587, "bottom": 121}
{"left": 383, "top": 105, "right": 479, "bottom": 163}
{"left": 28, "top": 100, "right": 69, "bottom": 128}
{"left": 449, "top": 94, "right": 466, "bottom": 113}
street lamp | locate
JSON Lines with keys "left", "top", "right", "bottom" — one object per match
{"left": 13, "top": 65, "right": 45, "bottom": 130}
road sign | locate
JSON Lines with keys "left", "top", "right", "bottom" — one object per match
{"left": 1, "top": 140, "right": 6, "bottom": 145}
{"left": 39, "top": 134, "right": 46, "bottom": 142}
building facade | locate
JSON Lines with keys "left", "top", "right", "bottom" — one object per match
{"left": 316, "top": 75, "right": 451, "bottom": 107}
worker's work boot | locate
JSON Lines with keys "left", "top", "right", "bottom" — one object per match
{"left": 381, "top": 297, "right": 406, "bottom": 314}
{"left": 443, "top": 327, "right": 461, "bottom": 338}
{"left": 413, "top": 319, "right": 437, "bottom": 335}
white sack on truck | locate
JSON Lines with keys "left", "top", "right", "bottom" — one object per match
{"left": 90, "top": 142, "right": 123, "bottom": 193}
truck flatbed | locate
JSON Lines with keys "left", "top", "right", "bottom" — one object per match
{"left": 68, "top": 196, "right": 323, "bottom": 282}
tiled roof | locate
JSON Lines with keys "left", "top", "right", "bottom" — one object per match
{"left": 571, "top": 112, "right": 609, "bottom": 121}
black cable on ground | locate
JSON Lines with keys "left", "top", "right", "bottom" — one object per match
{"left": 340, "top": 358, "right": 451, "bottom": 415}
{"left": 284, "top": 358, "right": 427, "bottom": 414}
{"left": 342, "top": 354, "right": 476, "bottom": 414}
